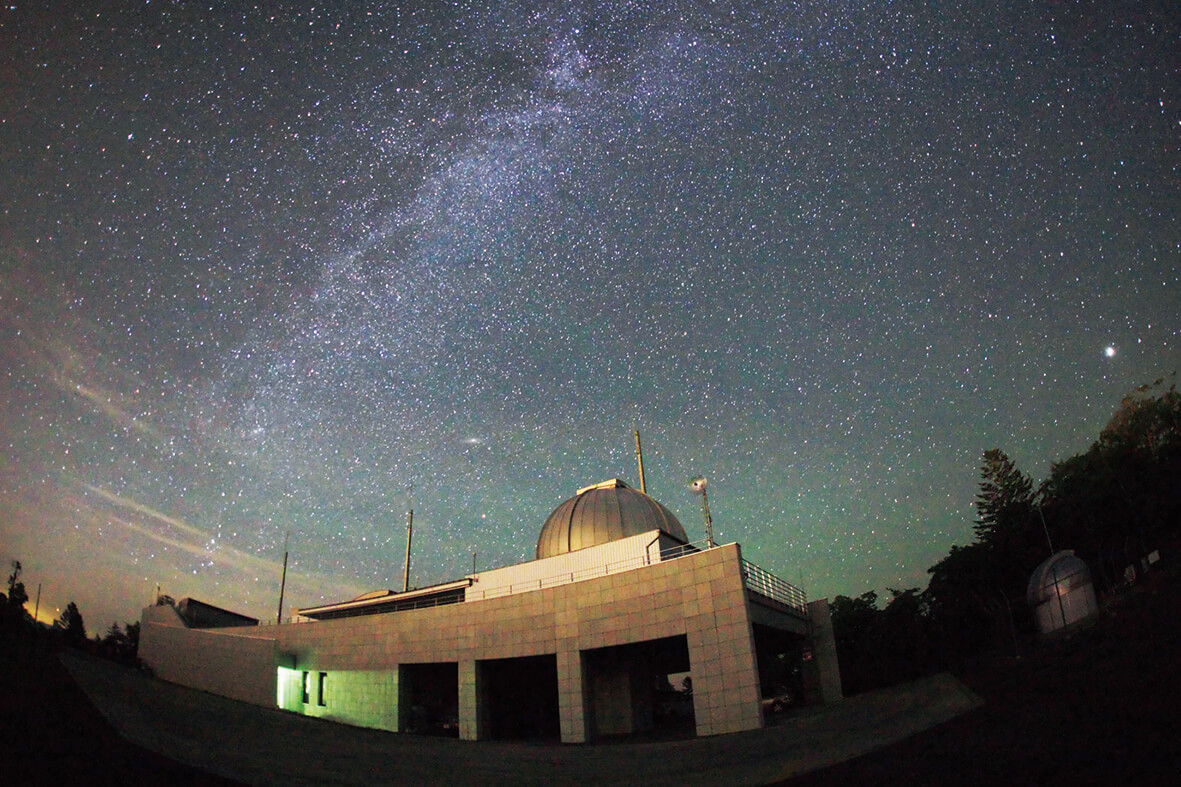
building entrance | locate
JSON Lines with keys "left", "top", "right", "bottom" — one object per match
{"left": 478, "top": 654, "right": 560, "bottom": 740}
{"left": 399, "top": 662, "right": 459, "bottom": 736}
{"left": 582, "top": 635, "right": 694, "bottom": 739}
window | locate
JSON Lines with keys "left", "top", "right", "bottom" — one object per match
{"left": 301, "top": 671, "right": 310, "bottom": 704}
{"left": 318, "top": 672, "right": 328, "bottom": 707}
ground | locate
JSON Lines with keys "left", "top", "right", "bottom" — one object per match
{"left": 780, "top": 569, "right": 1181, "bottom": 786}
{"left": 0, "top": 634, "right": 238, "bottom": 786}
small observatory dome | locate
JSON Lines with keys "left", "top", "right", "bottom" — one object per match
{"left": 536, "top": 479, "right": 689, "bottom": 559}
{"left": 1026, "top": 550, "right": 1098, "bottom": 635}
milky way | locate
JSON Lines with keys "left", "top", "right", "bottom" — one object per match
{"left": 2, "top": 1, "right": 1177, "bottom": 628}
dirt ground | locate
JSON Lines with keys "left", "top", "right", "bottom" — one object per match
{"left": 0, "top": 634, "right": 239, "bottom": 786}
{"left": 3, "top": 568, "right": 1179, "bottom": 785}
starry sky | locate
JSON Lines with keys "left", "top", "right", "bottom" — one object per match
{"left": 2, "top": 1, "right": 1177, "bottom": 631}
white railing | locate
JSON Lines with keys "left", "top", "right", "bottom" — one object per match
{"left": 262, "top": 541, "right": 809, "bottom": 622}
{"left": 741, "top": 559, "right": 808, "bottom": 617}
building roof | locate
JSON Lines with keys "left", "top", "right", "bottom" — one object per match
{"left": 297, "top": 578, "right": 473, "bottom": 620}
{"left": 535, "top": 479, "right": 688, "bottom": 559}
{"left": 175, "top": 597, "right": 259, "bottom": 629}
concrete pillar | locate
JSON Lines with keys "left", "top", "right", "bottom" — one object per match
{"left": 458, "top": 659, "right": 483, "bottom": 740}
{"left": 627, "top": 648, "right": 655, "bottom": 734}
{"left": 586, "top": 649, "right": 636, "bottom": 736}
{"left": 803, "top": 598, "right": 843, "bottom": 704}
{"left": 686, "top": 544, "right": 764, "bottom": 736}
{"left": 395, "top": 663, "right": 410, "bottom": 732}
{"left": 556, "top": 645, "right": 589, "bottom": 743}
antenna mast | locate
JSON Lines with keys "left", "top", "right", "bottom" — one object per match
{"left": 277, "top": 531, "right": 290, "bottom": 624}
{"left": 402, "top": 508, "right": 414, "bottom": 592}
{"left": 634, "top": 430, "right": 647, "bottom": 494}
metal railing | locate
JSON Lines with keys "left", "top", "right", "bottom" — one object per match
{"left": 263, "top": 542, "right": 809, "bottom": 622}
{"left": 260, "top": 589, "right": 470, "bottom": 625}
{"left": 741, "top": 559, "right": 808, "bottom": 617}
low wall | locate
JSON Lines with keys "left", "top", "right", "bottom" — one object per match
{"left": 140, "top": 605, "right": 277, "bottom": 708}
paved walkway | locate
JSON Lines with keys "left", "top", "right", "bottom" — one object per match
{"left": 63, "top": 653, "right": 981, "bottom": 786}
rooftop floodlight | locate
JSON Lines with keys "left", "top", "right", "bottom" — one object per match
{"left": 689, "top": 476, "right": 715, "bottom": 548}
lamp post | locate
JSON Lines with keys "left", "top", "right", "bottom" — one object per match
{"left": 689, "top": 476, "right": 715, "bottom": 548}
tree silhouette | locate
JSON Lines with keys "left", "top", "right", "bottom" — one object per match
{"left": 829, "top": 378, "right": 1180, "bottom": 685}
{"left": 973, "top": 449, "right": 1034, "bottom": 549}
{"left": 828, "top": 589, "right": 940, "bottom": 695}
{"left": 125, "top": 620, "right": 140, "bottom": 656}
{"left": 1098, "top": 377, "right": 1180, "bottom": 457}
{"left": 1042, "top": 376, "right": 1181, "bottom": 589}
{"left": 2, "top": 560, "right": 30, "bottom": 630}
{"left": 55, "top": 601, "right": 86, "bottom": 647}
{"left": 99, "top": 621, "right": 141, "bottom": 662}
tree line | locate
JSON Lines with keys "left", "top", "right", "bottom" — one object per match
{"left": 830, "top": 376, "right": 1181, "bottom": 695}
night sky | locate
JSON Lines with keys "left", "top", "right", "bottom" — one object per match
{"left": 2, "top": 2, "right": 1177, "bottom": 631}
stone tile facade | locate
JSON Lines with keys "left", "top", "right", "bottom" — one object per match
{"left": 141, "top": 541, "right": 828, "bottom": 743}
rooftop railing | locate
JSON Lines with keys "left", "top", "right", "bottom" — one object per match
{"left": 263, "top": 539, "right": 809, "bottom": 623}
{"left": 741, "top": 559, "right": 808, "bottom": 617}
{"left": 260, "top": 588, "right": 469, "bottom": 626}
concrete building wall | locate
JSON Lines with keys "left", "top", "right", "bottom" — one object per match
{"left": 681, "top": 547, "right": 764, "bottom": 736}
{"left": 139, "top": 542, "right": 820, "bottom": 743}
{"left": 140, "top": 605, "right": 277, "bottom": 708}
{"left": 265, "top": 543, "right": 763, "bottom": 741}
{"left": 802, "top": 599, "right": 843, "bottom": 705}
{"left": 278, "top": 668, "right": 399, "bottom": 731}
{"left": 276, "top": 665, "right": 303, "bottom": 712}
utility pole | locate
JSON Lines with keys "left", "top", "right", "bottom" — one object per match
{"left": 402, "top": 509, "right": 414, "bottom": 592}
{"left": 277, "top": 531, "right": 289, "bottom": 625}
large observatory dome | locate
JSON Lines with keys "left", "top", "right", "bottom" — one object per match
{"left": 536, "top": 479, "right": 689, "bottom": 559}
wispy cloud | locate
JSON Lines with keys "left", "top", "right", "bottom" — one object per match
{"left": 1, "top": 264, "right": 163, "bottom": 440}
{"left": 83, "top": 483, "right": 368, "bottom": 601}
{"left": 83, "top": 484, "right": 210, "bottom": 541}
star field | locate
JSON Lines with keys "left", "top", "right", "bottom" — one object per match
{"left": 2, "top": 1, "right": 1177, "bottom": 628}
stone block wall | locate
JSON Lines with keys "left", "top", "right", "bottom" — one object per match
{"left": 141, "top": 542, "right": 772, "bottom": 743}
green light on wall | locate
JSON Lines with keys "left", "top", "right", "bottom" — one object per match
{"left": 276, "top": 666, "right": 302, "bottom": 710}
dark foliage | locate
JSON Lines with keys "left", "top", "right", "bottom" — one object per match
{"left": 54, "top": 601, "right": 87, "bottom": 648}
{"left": 1, "top": 560, "right": 31, "bottom": 632}
{"left": 1041, "top": 376, "right": 1181, "bottom": 591}
{"left": 831, "top": 377, "right": 1180, "bottom": 694}
{"left": 828, "top": 589, "right": 940, "bottom": 695}
{"left": 973, "top": 449, "right": 1034, "bottom": 548}
{"left": 97, "top": 621, "right": 141, "bottom": 664}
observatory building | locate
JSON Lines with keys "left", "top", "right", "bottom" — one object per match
{"left": 140, "top": 479, "right": 842, "bottom": 742}
{"left": 1027, "top": 550, "right": 1099, "bottom": 637}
